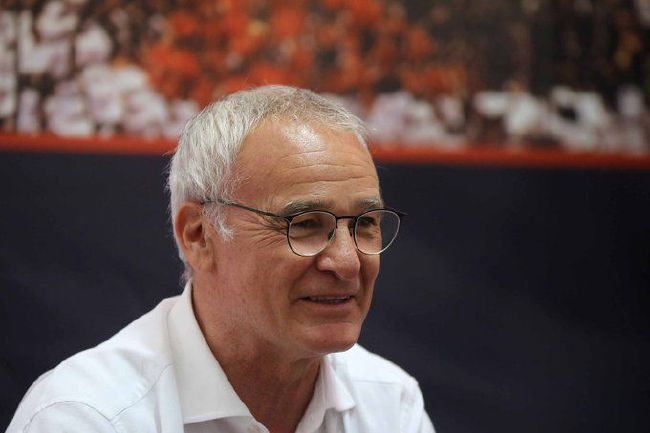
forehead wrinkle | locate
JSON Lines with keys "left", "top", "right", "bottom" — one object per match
{"left": 284, "top": 176, "right": 379, "bottom": 195}
{"left": 275, "top": 144, "right": 369, "bottom": 161}
{"left": 268, "top": 145, "right": 374, "bottom": 171}
{"left": 243, "top": 153, "right": 375, "bottom": 185}
{"left": 278, "top": 157, "right": 376, "bottom": 174}
{"left": 283, "top": 159, "right": 378, "bottom": 180}
{"left": 276, "top": 148, "right": 329, "bottom": 160}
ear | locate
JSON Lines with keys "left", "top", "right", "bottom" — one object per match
{"left": 175, "top": 202, "right": 217, "bottom": 274}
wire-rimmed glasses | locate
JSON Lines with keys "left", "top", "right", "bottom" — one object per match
{"left": 203, "top": 198, "right": 405, "bottom": 257}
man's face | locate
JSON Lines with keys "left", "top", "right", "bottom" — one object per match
{"left": 203, "top": 120, "right": 381, "bottom": 360}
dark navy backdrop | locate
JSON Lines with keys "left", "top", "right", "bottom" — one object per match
{"left": 1, "top": 152, "right": 648, "bottom": 432}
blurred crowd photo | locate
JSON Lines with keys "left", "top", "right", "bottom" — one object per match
{"left": 0, "top": 0, "right": 648, "bottom": 153}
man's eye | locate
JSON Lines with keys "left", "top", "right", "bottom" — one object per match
{"left": 293, "top": 218, "right": 323, "bottom": 229}
{"left": 357, "top": 216, "right": 379, "bottom": 227}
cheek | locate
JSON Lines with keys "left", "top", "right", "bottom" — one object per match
{"left": 250, "top": 249, "right": 314, "bottom": 301}
{"left": 358, "top": 256, "right": 379, "bottom": 312}
{"left": 361, "top": 256, "right": 380, "bottom": 286}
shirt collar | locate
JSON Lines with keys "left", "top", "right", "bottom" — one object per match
{"left": 167, "top": 281, "right": 251, "bottom": 423}
{"left": 297, "top": 355, "right": 356, "bottom": 432}
{"left": 167, "top": 281, "right": 356, "bottom": 427}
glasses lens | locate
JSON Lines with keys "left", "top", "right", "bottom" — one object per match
{"left": 355, "top": 210, "right": 400, "bottom": 254}
{"left": 288, "top": 211, "right": 336, "bottom": 256}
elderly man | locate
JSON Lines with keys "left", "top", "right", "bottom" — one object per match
{"left": 8, "top": 86, "right": 434, "bottom": 433}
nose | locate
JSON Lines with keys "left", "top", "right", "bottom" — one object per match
{"left": 315, "top": 221, "right": 361, "bottom": 280}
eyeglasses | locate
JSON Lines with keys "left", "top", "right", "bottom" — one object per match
{"left": 203, "top": 198, "right": 405, "bottom": 257}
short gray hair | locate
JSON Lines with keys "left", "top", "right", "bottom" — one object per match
{"left": 167, "top": 85, "right": 369, "bottom": 280}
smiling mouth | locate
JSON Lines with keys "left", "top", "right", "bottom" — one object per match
{"left": 303, "top": 295, "right": 353, "bottom": 305}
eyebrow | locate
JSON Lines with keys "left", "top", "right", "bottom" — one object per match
{"left": 280, "top": 196, "right": 384, "bottom": 216}
{"left": 358, "top": 196, "right": 384, "bottom": 209}
{"left": 280, "top": 199, "right": 331, "bottom": 216}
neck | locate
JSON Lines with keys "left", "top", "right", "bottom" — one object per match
{"left": 192, "top": 281, "right": 321, "bottom": 433}
{"left": 218, "top": 349, "right": 320, "bottom": 433}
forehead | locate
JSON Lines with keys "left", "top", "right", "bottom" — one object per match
{"left": 233, "top": 120, "right": 380, "bottom": 210}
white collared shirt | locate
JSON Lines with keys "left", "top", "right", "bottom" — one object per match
{"left": 7, "top": 284, "right": 435, "bottom": 433}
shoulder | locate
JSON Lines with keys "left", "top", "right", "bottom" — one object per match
{"left": 7, "top": 297, "right": 180, "bottom": 433}
{"left": 8, "top": 401, "right": 118, "bottom": 433}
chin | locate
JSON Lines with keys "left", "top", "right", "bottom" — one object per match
{"left": 303, "top": 323, "right": 361, "bottom": 355}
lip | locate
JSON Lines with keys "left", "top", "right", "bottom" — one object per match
{"left": 295, "top": 294, "right": 357, "bottom": 314}
{"left": 295, "top": 291, "right": 357, "bottom": 302}
{"left": 302, "top": 294, "right": 354, "bottom": 302}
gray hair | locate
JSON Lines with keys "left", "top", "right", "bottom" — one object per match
{"left": 167, "top": 85, "right": 369, "bottom": 281}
